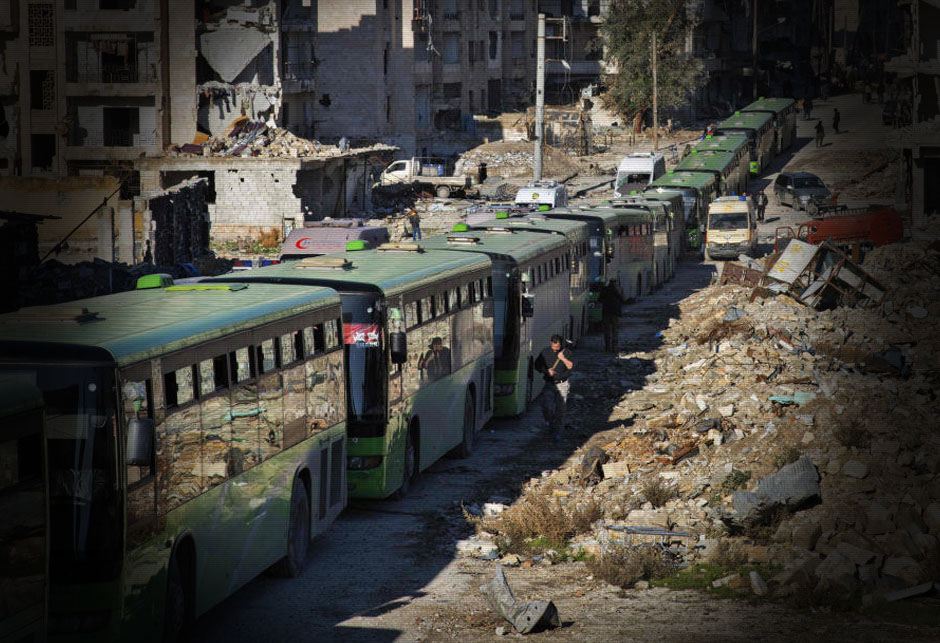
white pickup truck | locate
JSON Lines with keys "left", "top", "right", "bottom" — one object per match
{"left": 377, "top": 157, "right": 472, "bottom": 198}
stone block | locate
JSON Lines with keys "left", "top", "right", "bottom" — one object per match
{"left": 842, "top": 459, "right": 870, "bottom": 479}
{"left": 882, "top": 556, "right": 924, "bottom": 586}
{"left": 792, "top": 523, "right": 823, "bottom": 551}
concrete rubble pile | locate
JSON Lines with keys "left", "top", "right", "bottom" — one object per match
{"left": 168, "top": 119, "right": 395, "bottom": 159}
{"left": 465, "top": 221, "right": 940, "bottom": 606}
{"left": 455, "top": 140, "right": 579, "bottom": 181}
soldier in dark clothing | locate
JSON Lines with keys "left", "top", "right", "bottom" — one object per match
{"left": 534, "top": 334, "right": 574, "bottom": 431}
{"left": 599, "top": 280, "right": 625, "bottom": 353}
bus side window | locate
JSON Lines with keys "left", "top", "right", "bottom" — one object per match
{"left": 230, "top": 347, "right": 253, "bottom": 383}
{"left": 405, "top": 301, "right": 419, "bottom": 328}
{"left": 325, "top": 319, "right": 340, "bottom": 349}
{"left": 164, "top": 366, "right": 194, "bottom": 408}
{"left": 485, "top": 277, "right": 493, "bottom": 298}
{"left": 448, "top": 288, "right": 459, "bottom": 310}
{"left": 424, "top": 297, "right": 435, "bottom": 321}
{"left": 258, "top": 338, "right": 277, "bottom": 374}
{"left": 303, "top": 327, "right": 317, "bottom": 357}
{"left": 436, "top": 293, "right": 447, "bottom": 316}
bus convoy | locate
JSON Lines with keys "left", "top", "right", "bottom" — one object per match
{"left": 0, "top": 98, "right": 795, "bottom": 642}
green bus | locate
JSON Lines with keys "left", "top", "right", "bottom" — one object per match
{"left": 0, "top": 282, "right": 347, "bottom": 641}
{"left": 604, "top": 197, "right": 677, "bottom": 288}
{"left": 419, "top": 228, "right": 569, "bottom": 417}
{"left": 716, "top": 110, "right": 777, "bottom": 174}
{"left": 647, "top": 170, "right": 720, "bottom": 239}
{"left": 694, "top": 133, "right": 751, "bottom": 178}
{"left": 675, "top": 148, "right": 749, "bottom": 199}
{"left": 547, "top": 205, "right": 655, "bottom": 306}
{"left": 208, "top": 244, "right": 495, "bottom": 499}
{"left": 741, "top": 97, "right": 798, "bottom": 154}
{"left": 0, "top": 379, "right": 48, "bottom": 643}
{"left": 468, "top": 214, "right": 591, "bottom": 346}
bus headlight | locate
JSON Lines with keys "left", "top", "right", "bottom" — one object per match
{"left": 494, "top": 383, "right": 515, "bottom": 396}
{"left": 348, "top": 455, "right": 383, "bottom": 470}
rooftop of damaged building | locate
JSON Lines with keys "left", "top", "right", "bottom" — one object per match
{"left": 164, "top": 117, "right": 398, "bottom": 160}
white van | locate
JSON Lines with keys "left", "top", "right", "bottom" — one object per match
{"left": 704, "top": 196, "right": 758, "bottom": 260}
{"left": 614, "top": 152, "right": 666, "bottom": 197}
{"left": 514, "top": 180, "right": 569, "bottom": 209}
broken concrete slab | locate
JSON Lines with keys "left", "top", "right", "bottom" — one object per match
{"left": 481, "top": 566, "right": 560, "bottom": 634}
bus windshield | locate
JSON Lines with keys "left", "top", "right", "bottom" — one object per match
{"left": 492, "top": 264, "right": 520, "bottom": 368}
{"left": 4, "top": 364, "right": 120, "bottom": 583}
{"left": 341, "top": 294, "right": 387, "bottom": 438}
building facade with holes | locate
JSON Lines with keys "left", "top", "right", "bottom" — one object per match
{"left": 314, "top": 0, "right": 537, "bottom": 157}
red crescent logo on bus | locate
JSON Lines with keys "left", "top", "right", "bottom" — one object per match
{"left": 295, "top": 237, "right": 312, "bottom": 249}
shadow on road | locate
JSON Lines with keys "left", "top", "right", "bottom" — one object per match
{"left": 189, "top": 257, "right": 716, "bottom": 642}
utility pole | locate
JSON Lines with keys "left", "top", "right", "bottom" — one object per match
{"left": 752, "top": 0, "right": 758, "bottom": 99}
{"left": 652, "top": 32, "right": 658, "bottom": 151}
{"left": 534, "top": 13, "right": 546, "bottom": 181}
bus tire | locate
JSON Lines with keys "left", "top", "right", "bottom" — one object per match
{"left": 396, "top": 424, "right": 419, "bottom": 498}
{"left": 436, "top": 186, "right": 451, "bottom": 198}
{"left": 457, "top": 391, "right": 476, "bottom": 458}
{"left": 272, "top": 480, "right": 310, "bottom": 578}
{"left": 163, "top": 555, "right": 187, "bottom": 643}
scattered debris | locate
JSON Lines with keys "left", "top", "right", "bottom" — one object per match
{"left": 480, "top": 566, "right": 560, "bottom": 634}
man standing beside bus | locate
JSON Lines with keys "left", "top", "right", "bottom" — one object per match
{"left": 600, "top": 281, "right": 625, "bottom": 353}
{"left": 756, "top": 190, "right": 768, "bottom": 222}
{"left": 535, "top": 335, "right": 575, "bottom": 432}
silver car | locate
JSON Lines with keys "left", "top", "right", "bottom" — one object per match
{"left": 772, "top": 171, "right": 832, "bottom": 212}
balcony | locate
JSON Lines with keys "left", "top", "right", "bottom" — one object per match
{"left": 509, "top": 13, "right": 525, "bottom": 21}
{"left": 282, "top": 61, "right": 315, "bottom": 93}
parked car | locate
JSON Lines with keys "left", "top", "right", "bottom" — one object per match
{"left": 772, "top": 171, "right": 832, "bottom": 212}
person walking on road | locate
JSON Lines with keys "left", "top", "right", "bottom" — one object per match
{"left": 599, "top": 281, "right": 625, "bottom": 354}
{"left": 815, "top": 120, "right": 825, "bottom": 148}
{"left": 534, "top": 335, "right": 574, "bottom": 432}
{"left": 407, "top": 209, "right": 422, "bottom": 241}
{"left": 832, "top": 108, "right": 841, "bottom": 134}
{"left": 756, "top": 189, "right": 768, "bottom": 222}
{"left": 804, "top": 97, "right": 814, "bottom": 120}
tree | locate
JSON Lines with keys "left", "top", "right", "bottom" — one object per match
{"left": 599, "top": 0, "right": 706, "bottom": 123}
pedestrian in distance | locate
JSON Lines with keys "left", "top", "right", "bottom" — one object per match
{"left": 804, "top": 97, "right": 813, "bottom": 120}
{"left": 407, "top": 209, "right": 422, "bottom": 240}
{"left": 815, "top": 120, "right": 825, "bottom": 148}
{"left": 599, "top": 281, "right": 625, "bottom": 353}
{"left": 756, "top": 189, "right": 768, "bottom": 222}
{"left": 832, "top": 108, "right": 841, "bottom": 134}
{"left": 534, "top": 334, "right": 574, "bottom": 432}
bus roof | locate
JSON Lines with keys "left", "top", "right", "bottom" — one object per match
{"left": 717, "top": 111, "right": 774, "bottom": 131}
{"left": 0, "top": 283, "right": 340, "bottom": 367}
{"left": 419, "top": 229, "right": 566, "bottom": 264}
{"left": 0, "top": 378, "right": 44, "bottom": 417}
{"left": 544, "top": 207, "right": 622, "bottom": 228}
{"left": 469, "top": 214, "right": 589, "bottom": 241}
{"left": 741, "top": 97, "right": 795, "bottom": 114}
{"left": 650, "top": 171, "right": 717, "bottom": 191}
{"left": 694, "top": 133, "right": 750, "bottom": 153}
{"left": 675, "top": 150, "right": 737, "bottom": 174}
{"left": 208, "top": 247, "right": 491, "bottom": 299}
{"left": 578, "top": 204, "right": 655, "bottom": 223}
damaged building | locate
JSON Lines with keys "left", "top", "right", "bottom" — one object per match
{"left": 314, "top": 0, "right": 537, "bottom": 157}
{"left": 886, "top": 0, "right": 940, "bottom": 222}
{"left": 139, "top": 138, "right": 396, "bottom": 249}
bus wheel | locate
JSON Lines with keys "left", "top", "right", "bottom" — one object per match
{"left": 457, "top": 391, "right": 476, "bottom": 458}
{"left": 163, "top": 556, "right": 186, "bottom": 643}
{"left": 273, "top": 480, "right": 310, "bottom": 578}
{"left": 396, "top": 425, "right": 419, "bottom": 498}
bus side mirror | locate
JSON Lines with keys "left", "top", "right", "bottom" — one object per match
{"left": 521, "top": 295, "right": 535, "bottom": 318}
{"left": 126, "top": 418, "right": 154, "bottom": 466}
{"left": 389, "top": 331, "right": 408, "bottom": 364}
